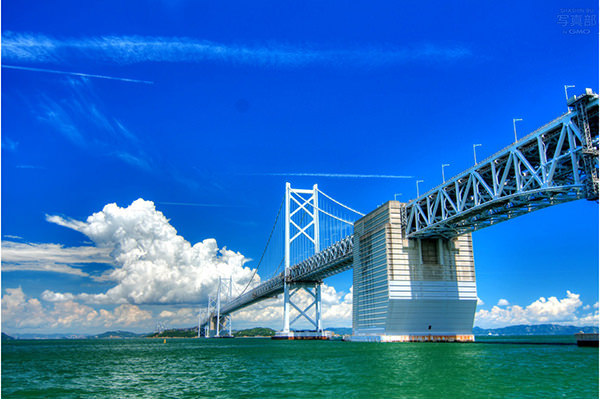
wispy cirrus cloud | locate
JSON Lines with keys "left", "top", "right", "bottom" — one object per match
{"left": 2, "top": 32, "right": 472, "bottom": 68}
{"left": 3, "top": 235, "right": 23, "bottom": 240}
{"left": 16, "top": 165, "right": 46, "bottom": 169}
{"left": 1, "top": 241, "right": 114, "bottom": 276}
{"left": 32, "top": 77, "right": 153, "bottom": 171}
{"left": 112, "top": 151, "right": 151, "bottom": 171}
{"left": 37, "top": 92, "right": 88, "bottom": 147}
{"left": 1, "top": 137, "right": 19, "bottom": 152}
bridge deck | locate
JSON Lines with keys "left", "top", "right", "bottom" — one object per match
{"left": 216, "top": 235, "right": 354, "bottom": 317}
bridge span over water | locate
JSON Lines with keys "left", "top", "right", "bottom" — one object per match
{"left": 201, "top": 89, "right": 598, "bottom": 342}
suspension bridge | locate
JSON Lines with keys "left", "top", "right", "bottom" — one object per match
{"left": 200, "top": 89, "right": 598, "bottom": 342}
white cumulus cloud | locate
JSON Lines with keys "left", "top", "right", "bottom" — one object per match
{"left": 1, "top": 241, "right": 113, "bottom": 276}
{"left": 497, "top": 298, "right": 510, "bottom": 306}
{"left": 41, "top": 291, "right": 76, "bottom": 302}
{"left": 99, "top": 305, "right": 152, "bottom": 327}
{"left": 475, "top": 291, "right": 597, "bottom": 328}
{"left": 1, "top": 287, "right": 49, "bottom": 329}
{"left": 1, "top": 287, "right": 152, "bottom": 332}
{"left": 45, "top": 198, "right": 255, "bottom": 305}
{"left": 158, "top": 308, "right": 198, "bottom": 327}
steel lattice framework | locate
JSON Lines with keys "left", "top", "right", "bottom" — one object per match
{"left": 286, "top": 235, "right": 354, "bottom": 282}
{"left": 405, "top": 91, "right": 598, "bottom": 239}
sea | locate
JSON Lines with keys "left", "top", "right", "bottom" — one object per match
{"left": 2, "top": 336, "right": 598, "bottom": 398}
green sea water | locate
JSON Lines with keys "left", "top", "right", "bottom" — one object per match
{"left": 2, "top": 337, "right": 598, "bottom": 398}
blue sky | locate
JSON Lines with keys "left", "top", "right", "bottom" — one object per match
{"left": 2, "top": 0, "right": 598, "bottom": 335}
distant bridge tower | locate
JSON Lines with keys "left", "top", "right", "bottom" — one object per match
{"left": 205, "top": 277, "right": 233, "bottom": 338}
{"left": 276, "top": 183, "right": 325, "bottom": 339}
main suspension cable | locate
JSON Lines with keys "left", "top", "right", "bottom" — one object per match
{"left": 236, "top": 195, "right": 285, "bottom": 299}
{"left": 317, "top": 188, "right": 365, "bottom": 216}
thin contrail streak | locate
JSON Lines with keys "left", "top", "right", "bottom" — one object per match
{"left": 262, "top": 172, "right": 414, "bottom": 179}
{"left": 156, "top": 202, "right": 237, "bottom": 208}
{"left": 1, "top": 64, "right": 154, "bottom": 84}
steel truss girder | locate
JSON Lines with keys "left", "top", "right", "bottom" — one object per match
{"left": 202, "top": 236, "right": 353, "bottom": 321}
{"left": 286, "top": 235, "right": 354, "bottom": 282}
{"left": 406, "top": 94, "right": 598, "bottom": 239}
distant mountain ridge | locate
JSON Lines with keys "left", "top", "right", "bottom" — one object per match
{"left": 2, "top": 332, "right": 15, "bottom": 340}
{"left": 234, "top": 327, "right": 275, "bottom": 337}
{"left": 325, "top": 327, "right": 352, "bottom": 335}
{"left": 91, "top": 330, "right": 145, "bottom": 339}
{"left": 473, "top": 324, "right": 599, "bottom": 336}
{"left": 4, "top": 331, "right": 145, "bottom": 340}
{"left": 3, "top": 324, "right": 598, "bottom": 339}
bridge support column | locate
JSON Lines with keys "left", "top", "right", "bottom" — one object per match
{"left": 351, "top": 201, "right": 477, "bottom": 342}
{"left": 316, "top": 283, "right": 322, "bottom": 331}
{"left": 283, "top": 282, "right": 291, "bottom": 332}
{"left": 274, "top": 281, "right": 327, "bottom": 339}
{"left": 283, "top": 183, "right": 292, "bottom": 333}
{"left": 276, "top": 183, "right": 327, "bottom": 340}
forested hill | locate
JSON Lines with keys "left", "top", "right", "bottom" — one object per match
{"left": 473, "top": 324, "right": 598, "bottom": 336}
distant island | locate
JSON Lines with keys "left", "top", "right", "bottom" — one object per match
{"left": 473, "top": 324, "right": 599, "bottom": 336}
{"left": 147, "top": 327, "right": 198, "bottom": 338}
{"left": 3, "top": 324, "right": 598, "bottom": 340}
{"left": 2, "top": 332, "right": 15, "bottom": 341}
{"left": 91, "top": 330, "right": 146, "bottom": 339}
{"left": 233, "top": 327, "right": 275, "bottom": 337}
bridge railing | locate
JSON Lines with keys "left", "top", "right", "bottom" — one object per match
{"left": 405, "top": 93, "right": 598, "bottom": 239}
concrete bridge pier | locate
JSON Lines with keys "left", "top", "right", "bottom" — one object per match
{"left": 203, "top": 314, "right": 233, "bottom": 338}
{"left": 351, "top": 201, "right": 477, "bottom": 342}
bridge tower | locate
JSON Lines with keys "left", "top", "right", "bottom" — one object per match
{"left": 205, "top": 277, "right": 233, "bottom": 338}
{"left": 351, "top": 201, "right": 477, "bottom": 342}
{"left": 275, "top": 183, "right": 327, "bottom": 339}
